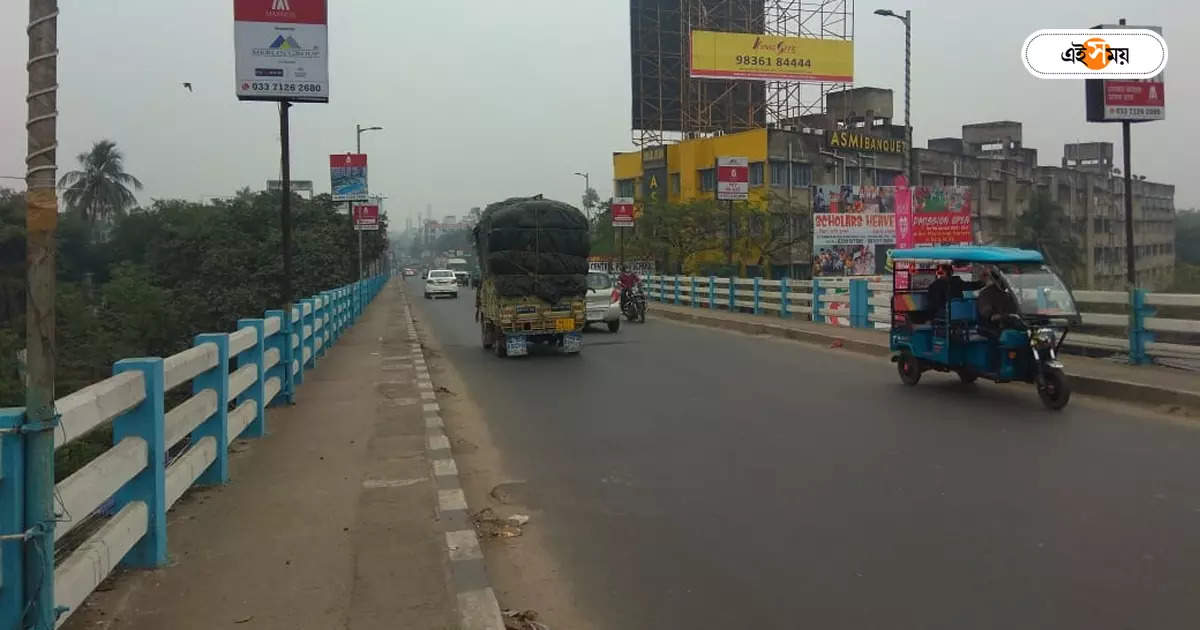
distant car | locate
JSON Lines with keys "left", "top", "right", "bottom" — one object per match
{"left": 584, "top": 270, "right": 622, "bottom": 333}
{"left": 453, "top": 271, "right": 470, "bottom": 286}
{"left": 403, "top": 267, "right": 416, "bottom": 277}
{"left": 424, "top": 269, "right": 459, "bottom": 299}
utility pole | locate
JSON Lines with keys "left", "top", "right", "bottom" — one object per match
{"left": 25, "top": 1, "right": 59, "bottom": 626}
{"left": 355, "top": 124, "right": 382, "bottom": 279}
{"left": 1117, "top": 17, "right": 1137, "bottom": 287}
{"left": 280, "top": 101, "right": 293, "bottom": 313}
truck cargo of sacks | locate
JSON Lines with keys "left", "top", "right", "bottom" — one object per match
{"left": 474, "top": 196, "right": 590, "bottom": 303}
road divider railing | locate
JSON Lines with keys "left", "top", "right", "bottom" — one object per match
{"left": 1, "top": 274, "right": 388, "bottom": 629}
{"left": 644, "top": 275, "right": 1200, "bottom": 365}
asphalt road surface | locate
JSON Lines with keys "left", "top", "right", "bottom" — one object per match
{"left": 408, "top": 279, "right": 1200, "bottom": 630}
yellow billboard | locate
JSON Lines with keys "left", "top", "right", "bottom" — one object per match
{"left": 690, "top": 30, "right": 853, "bottom": 83}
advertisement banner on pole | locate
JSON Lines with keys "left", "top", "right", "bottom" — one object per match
{"left": 690, "top": 30, "right": 854, "bottom": 83}
{"left": 716, "top": 156, "right": 749, "bottom": 200}
{"left": 352, "top": 203, "right": 380, "bottom": 231}
{"left": 911, "top": 186, "right": 973, "bottom": 245}
{"left": 330, "top": 153, "right": 367, "bottom": 201}
{"left": 612, "top": 197, "right": 635, "bottom": 227}
{"left": 813, "top": 185, "right": 898, "bottom": 214}
{"left": 893, "top": 174, "right": 914, "bottom": 249}
{"left": 234, "top": 0, "right": 329, "bottom": 103}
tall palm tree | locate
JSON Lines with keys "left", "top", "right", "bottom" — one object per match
{"left": 57, "top": 140, "right": 143, "bottom": 227}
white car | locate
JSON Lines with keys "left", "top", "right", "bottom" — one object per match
{"left": 585, "top": 270, "right": 622, "bottom": 332}
{"left": 424, "top": 269, "right": 459, "bottom": 299}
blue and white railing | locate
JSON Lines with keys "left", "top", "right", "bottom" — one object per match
{"left": 1, "top": 274, "right": 388, "bottom": 629}
{"left": 645, "top": 275, "right": 1200, "bottom": 364}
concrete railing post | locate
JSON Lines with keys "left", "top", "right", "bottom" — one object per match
{"left": 690, "top": 277, "right": 697, "bottom": 308}
{"left": 314, "top": 297, "right": 327, "bottom": 359}
{"left": 192, "top": 334, "right": 231, "bottom": 484}
{"left": 812, "top": 278, "right": 824, "bottom": 323}
{"left": 112, "top": 357, "right": 167, "bottom": 567}
{"left": 266, "top": 310, "right": 293, "bottom": 406}
{"left": 301, "top": 299, "right": 317, "bottom": 370}
{"left": 1129, "top": 288, "right": 1154, "bottom": 365}
{"left": 728, "top": 277, "right": 736, "bottom": 311}
{"left": 236, "top": 319, "right": 268, "bottom": 439}
{"left": 850, "top": 278, "right": 868, "bottom": 328}
{"left": 781, "top": 277, "right": 790, "bottom": 318}
{"left": 673, "top": 276, "right": 680, "bottom": 305}
{"left": 290, "top": 306, "right": 304, "bottom": 388}
{"left": 709, "top": 275, "right": 716, "bottom": 309}
{"left": 0, "top": 408, "right": 25, "bottom": 625}
{"left": 753, "top": 278, "right": 761, "bottom": 315}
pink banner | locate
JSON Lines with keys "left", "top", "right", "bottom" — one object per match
{"left": 892, "top": 174, "right": 914, "bottom": 249}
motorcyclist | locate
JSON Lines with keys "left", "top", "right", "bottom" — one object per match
{"left": 617, "top": 266, "right": 640, "bottom": 307}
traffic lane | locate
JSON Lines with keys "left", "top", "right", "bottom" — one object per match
{"left": 409, "top": 280, "right": 1200, "bottom": 630}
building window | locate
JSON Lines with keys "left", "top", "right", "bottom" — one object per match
{"left": 749, "top": 162, "right": 764, "bottom": 187}
{"left": 988, "top": 180, "right": 1004, "bottom": 200}
{"left": 669, "top": 173, "right": 681, "bottom": 195}
{"left": 616, "top": 179, "right": 635, "bottom": 198}
{"left": 699, "top": 168, "right": 716, "bottom": 192}
{"left": 792, "top": 163, "right": 813, "bottom": 187}
{"left": 770, "top": 161, "right": 787, "bottom": 187}
{"left": 846, "top": 168, "right": 861, "bottom": 186}
{"left": 876, "top": 170, "right": 900, "bottom": 187}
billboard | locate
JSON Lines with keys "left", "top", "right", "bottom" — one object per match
{"left": 1084, "top": 25, "right": 1166, "bottom": 123}
{"left": 234, "top": 0, "right": 329, "bottom": 103}
{"left": 612, "top": 197, "right": 635, "bottom": 227}
{"left": 911, "top": 186, "right": 973, "bottom": 245}
{"left": 813, "top": 185, "right": 898, "bottom": 214}
{"left": 353, "top": 203, "right": 380, "bottom": 231}
{"left": 329, "top": 153, "right": 367, "bottom": 201}
{"left": 716, "top": 156, "right": 748, "bottom": 200}
{"left": 630, "top": 0, "right": 765, "bottom": 133}
{"left": 690, "top": 30, "right": 853, "bottom": 82}
{"left": 813, "top": 212, "right": 894, "bottom": 276}
{"left": 267, "top": 179, "right": 313, "bottom": 193}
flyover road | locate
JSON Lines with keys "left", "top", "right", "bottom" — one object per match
{"left": 407, "top": 279, "right": 1200, "bottom": 630}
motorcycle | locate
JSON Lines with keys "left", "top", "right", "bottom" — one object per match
{"left": 621, "top": 283, "right": 647, "bottom": 323}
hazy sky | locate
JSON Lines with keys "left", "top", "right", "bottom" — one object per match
{"left": 2, "top": 0, "right": 1197, "bottom": 226}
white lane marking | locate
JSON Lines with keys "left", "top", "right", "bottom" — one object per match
{"left": 438, "top": 488, "right": 468, "bottom": 512}
{"left": 433, "top": 458, "right": 458, "bottom": 476}
{"left": 425, "top": 415, "right": 444, "bottom": 429}
{"left": 420, "top": 391, "right": 436, "bottom": 400}
{"left": 428, "top": 434, "right": 450, "bottom": 451}
{"left": 446, "top": 529, "right": 483, "bottom": 562}
{"left": 423, "top": 403, "right": 440, "bottom": 412}
{"left": 362, "top": 477, "right": 424, "bottom": 489}
{"left": 418, "top": 381, "right": 433, "bottom": 390}
{"left": 457, "top": 588, "right": 505, "bottom": 630}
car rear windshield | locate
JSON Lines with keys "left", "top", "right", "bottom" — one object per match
{"left": 429, "top": 271, "right": 454, "bottom": 279}
{"left": 587, "top": 272, "right": 612, "bottom": 290}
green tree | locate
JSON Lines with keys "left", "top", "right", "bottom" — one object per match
{"left": 1176, "top": 210, "right": 1200, "bottom": 265}
{"left": 58, "top": 139, "right": 144, "bottom": 228}
{"left": 635, "top": 198, "right": 725, "bottom": 273}
{"left": 734, "top": 192, "right": 812, "bottom": 278}
{"left": 1012, "top": 190, "right": 1084, "bottom": 285}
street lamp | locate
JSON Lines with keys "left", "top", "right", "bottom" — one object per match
{"left": 354, "top": 124, "right": 383, "bottom": 280}
{"left": 573, "top": 171, "right": 591, "bottom": 219}
{"left": 875, "top": 8, "right": 911, "bottom": 182}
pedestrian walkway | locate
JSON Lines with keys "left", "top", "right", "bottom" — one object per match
{"left": 652, "top": 301, "right": 1200, "bottom": 413}
{"left": 63, "top": 284, "right": 456, "bottom": 630}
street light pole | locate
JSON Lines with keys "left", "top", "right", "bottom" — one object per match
{"left": 354, "top": 124, "right": 382, "bottom": 280}
{"left": 875, "top": 8, "right": 912, "bottom": 182}
{"left": 573, "top": 171, "right": 590, "bottom": 220}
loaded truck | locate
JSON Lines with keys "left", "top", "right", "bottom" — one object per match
{"left": 474, "top": 195, "right": 589, "bottom": 358}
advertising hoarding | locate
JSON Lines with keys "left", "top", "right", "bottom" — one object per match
{"left": 813, "top": 185, "right": 898, "bottom": 214}
{"left": 267, "top": 179, "right": 313, "bottom": 192}
{"left": 812, "top": 212, "right": 894, "bottom": 276}
{"left": 352, "top": 203, "right": 379, "bottom": 231}
{"left": 612, "top": 197, "right": 635, "bottom": 228}
{"left": 234, "top": 0, "right": 329, "bottom": 102}
{"left": 716, "top": 156, "right": 749, "bottom": 200}
{"left": 329, "top": 153, "right": 367, "bottom": 201}
{"left": 911, "top": 186, "right": 973, "bottom": 245}
{"left": 1083, "top": 25, "right": 1166, "bottom": 123}
{"left": 690, "top": 30, "right": 854, "bottom": 83}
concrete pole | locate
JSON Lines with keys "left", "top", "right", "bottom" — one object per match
{"left": 904, "top": 10, "right": 912, "bottom": 183}
{"left": 24, "top": 1, "right": 59, "bottom": 626}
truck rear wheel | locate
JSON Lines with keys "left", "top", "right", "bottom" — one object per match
{"left": 494, "top": 332, "right": 507, "bottom": 358}
{"left": 481, "top": 320, "right": 494, "bottom": 349}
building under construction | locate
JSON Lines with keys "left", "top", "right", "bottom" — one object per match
{"left": 630, "top": 0, "right": 854, "bottom": 146}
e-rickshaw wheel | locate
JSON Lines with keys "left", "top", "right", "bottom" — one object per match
{"left": 1038, "top": 367, "right": 1071, "bottom": 410}
{"left": 956, "top": 370, "right": 978, "bottom": 384}
{"left": 897, "top": 352, "right": 921, "bottom": 386}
